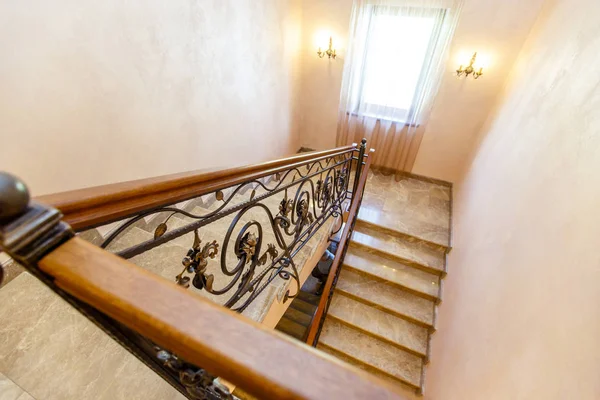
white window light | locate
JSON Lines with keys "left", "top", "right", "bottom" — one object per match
{"left": 351, "top": 6, "right": 447, "bottom": 124}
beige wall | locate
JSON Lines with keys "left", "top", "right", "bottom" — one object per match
{"left": 297, "top": 0, "right": 353, "bottom": 150}
{"left": 412, "top": 0, "right": 544, "bottom": 182}
{"left": 296, "top": 0, "right": 543, "bottom": 183}
{"left": 426, "top": 0, "right": 600, "bottom": 398}
{"left": 0, "top": 0, "right": 302, "bottom": 196}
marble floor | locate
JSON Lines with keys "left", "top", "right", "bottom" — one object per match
{"left": 359, "top": 171, "right": 451, "bottom": 248}
{"left": 0, "top": 273, "right": 186, "bottom": 400}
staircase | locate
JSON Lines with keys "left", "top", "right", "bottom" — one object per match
{"left": 275, "top": 291, "right": 320, "bottom": 341}
{"left": 316, "top": 171, "right": 451, "bottom": 395}
{"left": 0, "top": 144, "right": 451, "bottom": 399}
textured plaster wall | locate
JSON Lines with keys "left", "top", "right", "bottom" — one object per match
{"left": 296, "top": 0, "right": 353, "bottom": 150}
{"left": 0, "top": 0, "right": 302, "bottom": 195}
{"left": 426, "top": 0, "right": 600, "bottom": 398}
{"left": 411, "top": 0, "right": 544, "bottom": 182}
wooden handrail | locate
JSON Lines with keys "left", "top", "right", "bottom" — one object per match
{"left": 36, "top": 146, "right": 355, "bottom": 231}
{"left": 38, "top": 236, "right": 406, "bottom": 400}
{"left": 306, "top": 149, "right": 374, "bottom": 345}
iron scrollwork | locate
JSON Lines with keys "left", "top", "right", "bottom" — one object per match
{"left": 100, "top": 151, "right": 353, "bottom": 313}
{"left": 156, "top": 348, "right": 233, "bottom": 400}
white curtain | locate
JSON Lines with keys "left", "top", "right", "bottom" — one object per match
{"left": 336, "top": 0, "right": 463, "bottom": 172}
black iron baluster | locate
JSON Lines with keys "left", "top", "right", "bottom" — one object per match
{"left": 351, "top": 138, "right": 367, "bottom": 204}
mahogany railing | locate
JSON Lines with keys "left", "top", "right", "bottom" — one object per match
{"left": 0, "top": 143, "right": 402, "bottom": 400}
{"left": 37, "top": 145, "right": 355, "bottom": 232}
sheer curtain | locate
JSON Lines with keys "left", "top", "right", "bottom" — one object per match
{"left": 336, "top": 0, "right": 463, "bottom": 173}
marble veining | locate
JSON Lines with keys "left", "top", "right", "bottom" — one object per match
{"left": 319, "top": 319, "right": 423, "bottom": 388}
{"left": 0, "top": 273, "right": 185, "bottom": 400}
{"left": 316, "top": 344, "right": 420, "bottom": 398}
{"left": 315, "top": 170, "right": 451, "bottom": 393}
{"left": 344, "top": 247, "right": 440, "bottom": 299}
{"left": 0, "top": 260, "right": 25, "bottom": 289}
{"left": 359, "top": 171, "right": 451, "bottom": 247}
{"left": 335, "top": 269, "right": 435, "bottom": 327}
{"left": 351, "top": 224, "right": 445, "bottom": 273}
{"left": 328, "top": 293, "right": 428, "bottom": 356}
{"left": 0, "top": 372, "right": 34, "bottom": 400}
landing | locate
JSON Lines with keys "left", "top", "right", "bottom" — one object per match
{"left": 359, "top": 171, "right": 452, "bottom": 248}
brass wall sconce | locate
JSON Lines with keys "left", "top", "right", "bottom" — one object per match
{"left": 456, "top": 52, "right": 483, "bottom": 79}
{"left": 317, "top": 37, "right": 336, "bottom": 59}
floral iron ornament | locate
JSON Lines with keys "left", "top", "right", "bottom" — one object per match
{"left": 98, "top": 149, "right": 354, "bottom": 313}
{"left": 156, "top": 347, "right": 233, "bottom": 400}
{"left": 176, "top": 229, "right": 219, "bottom": 291}
{"left": 240, "top": 232, "right": 258, "bottom": 263}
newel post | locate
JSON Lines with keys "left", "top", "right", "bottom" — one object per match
{"left": 0, "top": 172, "right": 73, "bottom": 283}
{"left": 351, "top": 138, "right": 367, "bottom": 203}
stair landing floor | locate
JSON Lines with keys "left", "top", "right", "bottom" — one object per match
{"left": 359, "top": 171, "right": 451, "bottom": 248}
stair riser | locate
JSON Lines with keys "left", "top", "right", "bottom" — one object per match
{"left": 285, "top": 308, "right": 313, "bottom": 327}
{"left": 317, "top": 343, "right": 421, "bottom": 391}
{"left": 317, "top": 343, "right": 420, "bottom": 395}
{"left": 356, "top": 218, "right": 450, "bottom": 254}
{"left": 334, "top": 288, "right": 435, "bottom": 331}
{"left": 350, "top": 240, "right": 446, "bottom": 277}
{"left": 343, "top": 264, "right": 441, "bottom": 303}
{"left": 290, "top": 298, "right": 318, "bottom": 316}
{"left": 327, "top": 314, "right": 428, "bottom": 359}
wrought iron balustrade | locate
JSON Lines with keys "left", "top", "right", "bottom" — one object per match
{"left": 0, "top": 141, "right": 377, "bottom": 400}
{"left": 88, "top": 146, "right": 360, "bottom": 313}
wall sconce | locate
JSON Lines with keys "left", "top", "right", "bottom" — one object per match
{"left": 456, "top": 52, "right": 483, "bottom": 79}
{"left": 317, "top": 37, "right": 336, "bottom": 59}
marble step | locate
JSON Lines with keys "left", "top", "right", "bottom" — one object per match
{"left": 103, "top": 226, "right": 154, "bottom": 253}
{"left": 319, "top": 318, "right": 423, "bottom": 389}
{"left": 137, "top": 213, "right": 210, "bottom": 249}
{"left": 297, "top": 290, "right": 320, "bottom": 305}
{"left": 77, "top": 228, "right": 105, "bottom": 246}
{"left": 351, "top": 223, "right": 446, "bottom": 276}
{"left": 356, "top": 211, "right": 450, "bottom": 252}
{"left": 343, "top": 246, "right": 440, "bottom": 301}
{"left": 290, "top": 297, "right": 318, "bottom": 316}
{"left": 275, "top": 316, "right": 307, "bottom": 341}
{"left": 328, "top": 292, "right": 428, "bottom": 358}
{"left": 335, "top": 268, "right": 435, "bottom": 329}
{"left": 316, "top": 344, "right": 420, "bottom": 398}
{"left": 284, "top": 306, "right": 313, "bottom": 327}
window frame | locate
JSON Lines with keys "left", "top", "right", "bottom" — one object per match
{"left": 353, "top": 5, "right": 448, "bottom": 124}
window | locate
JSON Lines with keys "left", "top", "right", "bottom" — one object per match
{"left": 352, "top": 6, "right": 447, "bottom": 123}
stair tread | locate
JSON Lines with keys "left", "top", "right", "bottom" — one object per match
{"left": 344, "top": 246, "right": 440, "bottom": 299}
{"left": 105, "top": 226, "right": 153, "bottom": 253}
{"left": 284, "top": 306, "right": 313, "bottom": 327}
{"left": 297, "top": 290, "right": 320, "bottom": 305}
{"left": 359, "top": 174, "right": 451, "bottom": 249}
{"left": 328, "top": 292, "right": 428, "bottom": 356}
{"left": 316, "top": 344, "right": 420, "bottom": 397}
{"left": 357, "top": 208, "right": 450, "bottom": 250}
{"left": 276, "top": 317, "right": 306, "bottom": 341}
{"left": 319, "top": 318, "right": 422, "bottom": 388}
{"left": 336, "top": 268, "right": 434, "bottom": 328}
{"left": 352, "top": 224, "right": 445, "bottom": 273}
{"left": 290, "top": 298, "right": 318, "bottom": 316}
